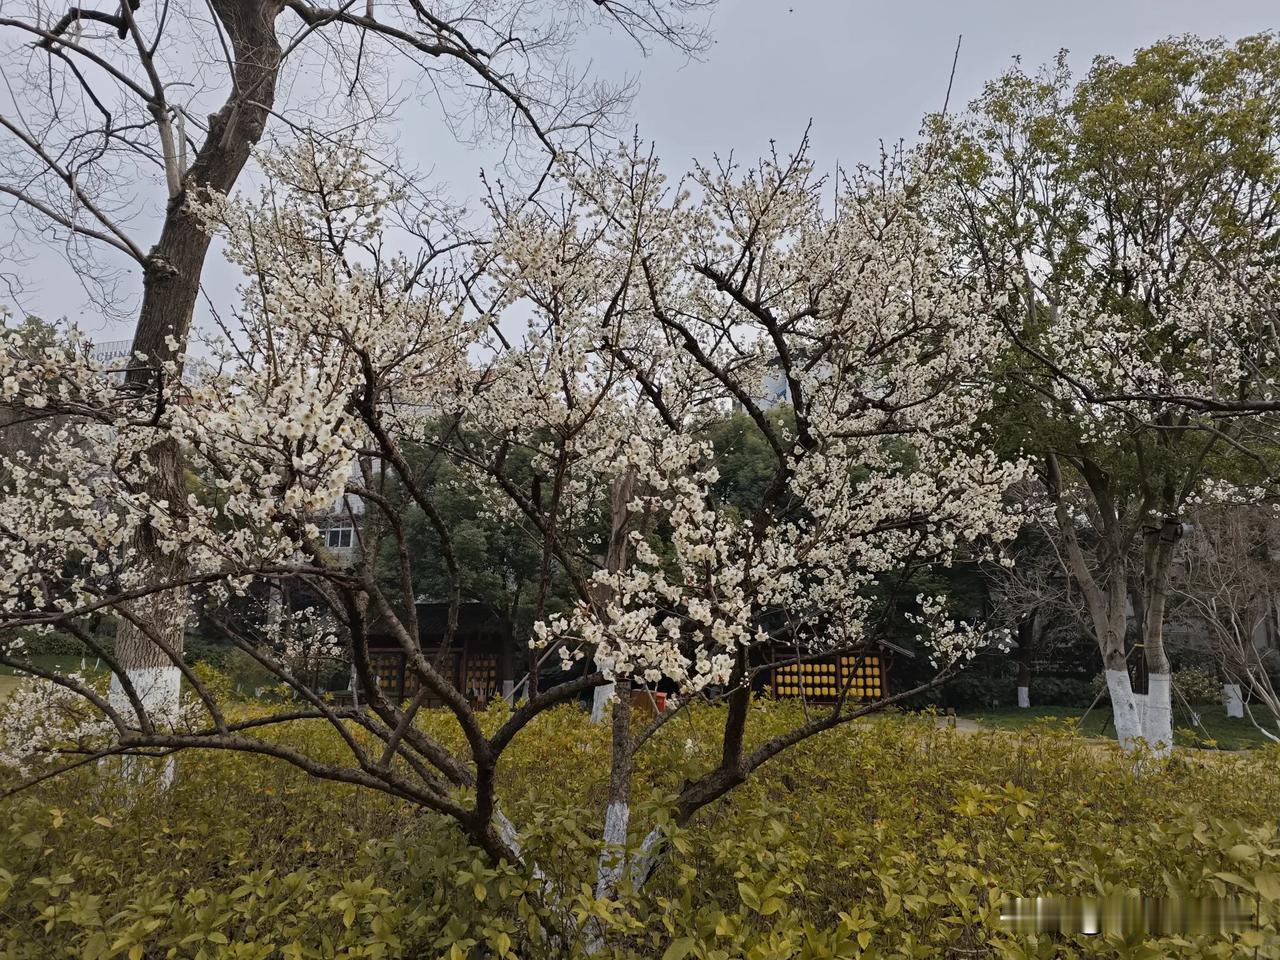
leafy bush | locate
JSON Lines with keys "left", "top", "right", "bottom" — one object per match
{"left": 934, "top": 662, "right": 1017, "bottom": 710}
{"left": 913, "top": 660, "right": 1094, "bottom": 711}
{"left": 1027, "top": 674, "right": 1094, "bottom": 708}
{"left": 6, "top": 628, "right": 109, "bottom": 659}
{"left": 1088, "top": 668, "right": 1224, "bottom": 706}
{"left": 2, "top": 705, "right": 1280, "bottom": 957}
{"left": 1173, "top": 667, "right": 1223, "bottom": 705}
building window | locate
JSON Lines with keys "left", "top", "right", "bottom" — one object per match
{"left": 326, "top": 520, "right": 354, "bottom": 550}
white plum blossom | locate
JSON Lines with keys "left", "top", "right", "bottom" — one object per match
{"left": 0, "top": 673, "right": 114, "bottom": 777}
{"left": 0, "top": 136, "right": 1020, "bottom": 835}
{"left": 509, "top": 142, "right": 1025, "bottom": 692}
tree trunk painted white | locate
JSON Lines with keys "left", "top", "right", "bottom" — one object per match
{"left": 495, "top": 811, "right": 547, "bottom": 886}
{"left": 595, "top": 800, "right": 630, "bottom": 899}
{"left": 95, "top": 0, "right": 284, "bottom": 784}
{"left": 586, "top": 687, "right": 634, "bottom": 954}
{"left": 590, "top": 681, "right": 615, "bottom": 724}
{"left": 1137, "top": 515, "right": 1179, "bottom": 759}
{"left": 1043, "top": 455, "right": 1145, "bottom": 754}
{"left": 631, "top": 826, "right": 664, "bottom": 888}
{"left": 266, "top": 583, "right": 283, "bottom": 632}
{"left": 1015, "top": 611, "right": 1036, "bottom": 709}
{"left": 111, "top": 441, "right": 190, "bottom": 786}
{"left": 1224, "top": 683, "right": 1244, "bottom": 718}
{"left": 1143, "top": 672, "right": 1173, "bottom": 757}
{"left": 1105, "top": 669, "right": 1143, "bottom": 751}
{"left": 109, "top": 665, "right": 182, "bottom": 722}
{"left": 108, "top": 665, "right": 181, "bottom": 784}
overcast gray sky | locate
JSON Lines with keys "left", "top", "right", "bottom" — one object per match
{"left": 10, "top": 0, "right": 1280, "bottom": 343}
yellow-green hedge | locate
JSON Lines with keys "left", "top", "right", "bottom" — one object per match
{"left": 3, "top": 703, "right": 1280, "bottom": 959}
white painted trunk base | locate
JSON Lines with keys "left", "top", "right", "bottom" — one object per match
{"left": 595, "top": 801, "right": 630, "bottom": 898}
{"left": 1223, "top": 683, "right": 1244, "bottom": 719}
{"left": 108, "top": 666, "right": 181, "bottom": 784}
{"left": 1105, "top": 669, "right": 1143, "bottom": 753}
{"left": 584, "top": 800, "right": 632, "bottom": 953}
{"left": 1016, "top": 686, "right": 1030, "bottom": 709}
{"left": 1143, "top": 674, "right": 1172, "bottom": 757}
{"left": 495, "top": 811, "right": 549, "bottom": 888}
{"left": 590, "top": 682, "right": 615, "bottom": 724}
{"left": 108, "top": 665, "right": 181, "bottom": 725}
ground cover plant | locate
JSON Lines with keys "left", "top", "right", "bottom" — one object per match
{"left": 3, "top": 703, "right": 1280, "bottom": 959}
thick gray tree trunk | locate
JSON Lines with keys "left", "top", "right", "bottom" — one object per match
{"left": 110, "top": 0, "right": 283, "bottom": 758}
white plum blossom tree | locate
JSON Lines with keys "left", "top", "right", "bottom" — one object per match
{"left": 0, "top": 0, "right": 717, "bottom": 754}
{"left": 0, "top": 134, "right": 1020, "bottom": 938}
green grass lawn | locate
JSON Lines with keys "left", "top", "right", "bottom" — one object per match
{"left": 0, "top": 674, "right": 19, "bottom": 703}
{"left": 0, "top": 655, "right": 110, "bottom": 706}
{"left": 0, "top": 654, "right": 108, "bottom": 677}
{"left": 963, "top": 704, "right": 1279, "bottom": 751}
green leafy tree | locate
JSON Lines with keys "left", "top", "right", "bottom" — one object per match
{"left": 943, "top": 34, "right": 1280, "bottom": 752}
{"left": 373, "top": 421, "right": 590, "bottom": 688}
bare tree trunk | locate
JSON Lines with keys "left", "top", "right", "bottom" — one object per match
{"left": 590, "top": 467, "right": 636, "bottom": 723}
{"left": 109, "top": 0, "right": 284, "bottom": 761}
